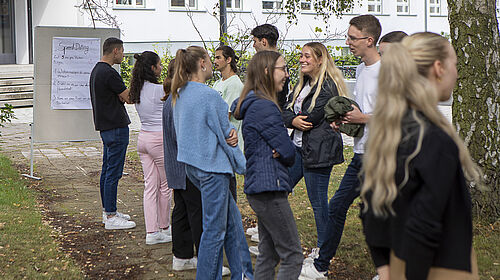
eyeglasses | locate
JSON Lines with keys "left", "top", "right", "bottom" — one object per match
{"left": 345, "top": 35, "right": 369, "bottom": 42}
{"left": 275, "top": 65, "right": 288, "bottom": 73}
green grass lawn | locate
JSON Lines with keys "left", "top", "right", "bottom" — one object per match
{"left": 237, "top": 146, "right": 500, "bottom": 279}
{"left": 0, "top": 154, "right": 82, "bottom": 279}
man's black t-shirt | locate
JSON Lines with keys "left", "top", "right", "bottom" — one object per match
{"left": 90, "top": 62, "right": 130, "bottom": 131}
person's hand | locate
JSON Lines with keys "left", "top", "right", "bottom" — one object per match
{"left": 118, "top": 95, "right": 126, "bottom": 103}
{"left": 272, "top": 149, "right": 280, "bottom": 158}
{"left": 226, "top": 129, "right": 238, "bottom": 147}
{"left": 343, "top": 105, "right": 367, "bottom": 124}
{"left": 292, "top": 115, "right": 313, "bottom": 131}
{"left": 330, "top": 121, "right": 341, "bottom": 132}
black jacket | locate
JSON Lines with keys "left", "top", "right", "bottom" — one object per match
{"left": 361, "top": 110, "right": 474, "bottom": 280}
{"left": 282, "top": 76, "right": 344, "bottom": 168}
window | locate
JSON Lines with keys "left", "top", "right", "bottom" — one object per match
{"left": 301, "top": 0, "right": 312, "bottom": 11}
{"left": 262, "top": 1, "right": 282, "bottom": 10}
{"left": 367, "top": 0, "right": 382, "bottom": 13}
{"left": 115, "top": 0, "right": 145, "bottom": 8}
{"left": 226, "top": 0, "right": 241, "bottom": 9}
{"left": 396, "top": 0, "right": 409, "bottom": 14}
{"left": 429, "top": 0, "right": 441, "bottom": 15}
{"left": 171, "top": 0, "right": 196, "bottom": 8}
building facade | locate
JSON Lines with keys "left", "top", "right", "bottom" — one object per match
{"left": 4, "top": 0, "right": 499, "bottom": 65}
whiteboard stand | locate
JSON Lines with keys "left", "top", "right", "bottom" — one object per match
{"left": 22, "top": 123, "right": 42, "bottom": 180}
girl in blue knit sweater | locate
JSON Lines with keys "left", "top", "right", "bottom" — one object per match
{"left": 170, "top": 46, "right": 252, "bottom": 280}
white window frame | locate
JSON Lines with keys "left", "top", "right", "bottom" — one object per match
{"left": 262, "top": 0, "right": 283, "bottom": 11}
{"left": 300, "top": 0, "right": 312, "bottom": 11}
{"left": 429, "top": 0, "right": 442, "bottom": 15}
{"left": 226, "top": 0, "right": 242, "bottom": 10}
{"left": 396, "top": 0, "right": 409, "bottom": 15}
{"left": 170, "top": 0, "right": 197, "bottom": 10}
{"left": 114, "top": 0, "right": 145, "bottom": 8}
{"left": 367, "top": 0, "right": 382, "bottom": 14}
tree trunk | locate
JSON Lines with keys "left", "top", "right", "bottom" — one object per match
{"left": 448, "top": 0, "right": 500, "bottom": 221}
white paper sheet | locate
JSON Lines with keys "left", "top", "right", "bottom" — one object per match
{"left": 51, "top": 37, "right": 101, "bottom": 109}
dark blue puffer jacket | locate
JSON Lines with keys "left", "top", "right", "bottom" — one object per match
{"left": 232, "top": 91, "right": 295, "bottom": 194}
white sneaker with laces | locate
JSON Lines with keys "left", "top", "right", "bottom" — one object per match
{"left": 246, "top": 226, "right": 258, "bottom": 236}
{"left": 222, "top": 266, "right": 230, "bottom": 277}
{"left": 249, "top": 245, "right": 260, "bottom": 256}
{"left": 105, "top": 215, "right": 136, "bottom": 230}
{"left": 250, "top": 233, "right": 259, "bottom": 242}
{"left": 161, "top": 226, "right": 172, "bottom": 237}
{"left": 300, "top": 262, "right": 327, "bottom": 280}
{"left": 102, "top": 211, "right": 131, "bottom": 224}
{"left": 303, "top": 257, "right": 314, "bottom": 264}
{"left": 172, "top": 256, "right": 197, "bottom": 271}
{"left": 146, "top": 231, "right": 172, "bottom": 245}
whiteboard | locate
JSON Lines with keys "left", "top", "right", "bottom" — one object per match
{"left": 51, "top": 37, "right": 100, "bottom": 110}
{"left": 33, "top": 26, "right": 120, "bottom": 142}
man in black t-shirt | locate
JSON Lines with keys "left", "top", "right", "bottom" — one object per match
{"left": 251, "top": 24, "right": 290, "bottom": 109}
{"left": 89, "top": 37, "right": 135, "bottom": 230}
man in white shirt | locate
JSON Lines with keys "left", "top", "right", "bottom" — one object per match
{"left": 301, "top": 14, "right": 382, "bottom": 279}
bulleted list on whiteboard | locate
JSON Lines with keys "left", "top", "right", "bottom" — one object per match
{"left": 51, "top": 37, "right": 100, "bottom": 110}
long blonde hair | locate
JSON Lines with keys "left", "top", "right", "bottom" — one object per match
{"left": 361, "top": 32, "right": 483, "bottom": 217}
{"left": 287, "top": 42, "right": 348, "bottom": 112}
{"left": 170, "top": 46, "right": 207, "bottom": 105}
{"left": 234, "top": 51, "right": 281, "bottom": 118}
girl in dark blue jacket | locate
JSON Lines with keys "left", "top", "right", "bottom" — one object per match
{"left": 233, "top": 51, "right": 303, "bottom": 279}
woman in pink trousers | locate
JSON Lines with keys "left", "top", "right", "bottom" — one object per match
{"left": 129, "top": 51, "right": 172, "bottom": 244}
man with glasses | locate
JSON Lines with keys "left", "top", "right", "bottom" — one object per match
{"left": 300, "top": 14, "right": 382, "bottom": 280}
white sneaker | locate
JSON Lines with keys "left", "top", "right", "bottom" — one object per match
{"left": 246, "top": 226, "right": 258, "bottom": 236}
{"left": 372, "top": 275, "right": 380, "bottom": 280}
{"left": 105, "top": 215, "right": 136, "bottom": 230}
{"left": 222, "top": 266, "right": 230, "bottom": 277}
{"left": 102, "top": 211, "right": 131, "bottom": 224}
{"left": 172, "top": 256, "right": 197, "bottom": 271}
{"left": 308, "top": 247, "right": 320, "bottom": 259}
{"left": 146, "top": 231, "right": 172, "bottom": 245}
{"left": 303, "top": 257, "right": 314, "bottom": 264}
{"left": 249, "top": 245, "right": 260, "bottom": 256}
{"left": 300, "top": 262, "right": 327, "bottom": 280}
{"left": 251, "top": 233, "right": 259, "bottom": 242}
{"left": 161, "top": 226, "right": 172, "bottom": 237}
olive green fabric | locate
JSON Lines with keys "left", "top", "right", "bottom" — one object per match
{"left": 324, "top": 96, "right": 365, "bottom": 138}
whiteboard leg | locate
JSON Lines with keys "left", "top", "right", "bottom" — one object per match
{"left": 22, "top": 123, "right": 41, "bottom": 180}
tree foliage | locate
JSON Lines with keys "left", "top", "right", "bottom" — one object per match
{"left": 283, "top": 0, "right": 358, "bottom": 22}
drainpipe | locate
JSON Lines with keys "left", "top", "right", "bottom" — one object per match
{"left": 424, "top": 0, "right": 428, "bottom": 32}
{"left": 27, "top": 0, "right": 33, "bottom": 64}
{"left": 220, "top": 0, "right": 227, "bottom": 45}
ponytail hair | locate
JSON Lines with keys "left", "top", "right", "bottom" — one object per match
{"left": 129, "top": 51, "right": 160, "bottom": 104}
{"left": 216, "top": 45, "right": 239, "bottom": 73}
{"left": 171, "top": 46, "right": 207, "bottom": 105}
{"left": 161, "top": 58, "right": 175, "bottom": 101}
{"left": 361, "top": 32, "right": 483, "bottom": 217}
{"left": 288, "top": 42, "right": 348, "bottom": 112}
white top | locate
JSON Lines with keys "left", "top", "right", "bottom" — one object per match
{"left": 292, "top": 82, "right": 312, "bottom": 147}
{"left": 353, "top": 60, "right": 381, "bottom": 154}
{"left": 134, "top": 81, "right": 164, "bottom": 132}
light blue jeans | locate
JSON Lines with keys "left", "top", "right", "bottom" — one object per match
{"left": 186, "top": 165, "right": 253, "bottom": 280}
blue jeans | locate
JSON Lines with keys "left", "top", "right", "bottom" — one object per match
{"left": 314, "top": 153, "right": 363, "bottom": 272}
{"left": 288, "top": 146, "right": 332, "bottom": 248}
{"left": 99, "top": 126, "right": 129, "bottom": 215}
{"left": 186, "top": 165, "right": 253, "bottom": 280}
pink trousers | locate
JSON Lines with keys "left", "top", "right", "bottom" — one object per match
{"left": 137, "top": 130, "right": 172, "bottom": 233}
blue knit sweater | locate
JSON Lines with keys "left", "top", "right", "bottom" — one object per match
{"left": 173, "top": 81, "right": 246, "bottom": 175}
